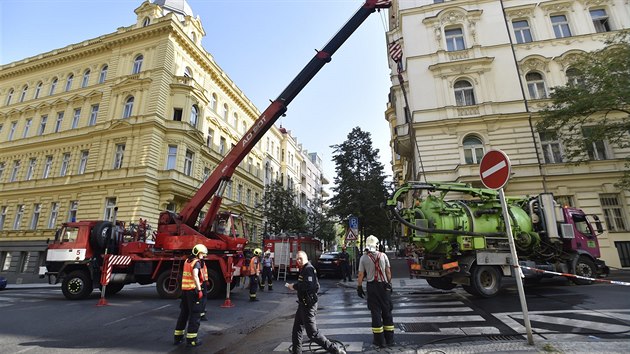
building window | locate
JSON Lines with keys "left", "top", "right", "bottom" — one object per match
{"left": 166, "top": 145, "right": 177, "bottom": 169}
{"left": 81, "top": 69, "right": 90, "bottom": 88}
{"left": 26, "top": 158, "right": 36, "bottom": 181}
{"left": 48, "top": 202, "right": 59, "bottom": 228}
{"left": 445, "top": 27, "right": 465, "bottom": 51}
{"left": 211, "top": 93, "right": 217, "bottom": 111}
{"left": 600, "top": 194, "right": 628, "bottom": 232}
{"left": 49, "top": 78, "right": 58, "bottom": 95}
{"left": 19, "top": 252, "right": 30, "bottom": 273}
{"left": 132, "top": 54, "right": 143, "bottom": 74}
{"left": 54, "top": 112, "right": 64, "bottom": 133}
{"left": 89, "top": 104, "right": 99, "bottom": 126}
{"left": 551, "top": 14, "right": 572, "bottom": 38}
{"left": 0, "top": 206, "right": 6, "bottom": 231}
{"left": 9, "top": 160, "right": 20, "bottom": 182}
{"left": 246, "top": 189, "right": 252, "bottom": 206}
{"left": 463, "top": 136, "right": 484, "bottom": 164}
{"left": 38, "top": 115, "right": 47, "bottom": 135}
{"left": 78, "top": 150, "right": 89, "bottom": 174}
{"left": 113, "top": 144, "right": 125, "bottom": 169}
{"left": 190, "top": 105, "right": 199, "bottom": 127}
{"left": 142, "top": 17, "right": 150, "bottom": 27}
{"left": 5, "top": 89, "right": 14, "bottom": 105}
{"left": 99, "top": 65, "right": 108, "bottom": 84}
{"left": 42, "top": 156, "right": 53, "bottom": 178}
{"left": 123, "top": 96, "right": 134, "bottom": 118}
{"left": 454, "top": 80, "right": 476, "bottom": 106}
{"left": 72, "top": 108, "right": 81, "bottom": 129}
{"left": 8, "top": 121, "right": 17, "bottom": 141}
{"left": 555, "top": 195, "right": 574, "bottom": 207}
{"left": 65, "top": 74, "right": 74, "bottom": 92}
{"left": 184, "top": 150, "right": 194, "bottom": 176}
{"left": 60, "top": 153, "right": 71, "bottom": 176}
{"left": 19, "top": 85, "right": 28, "bottom": 102}
{"left": 232, "top": 112, "right": 238, "bottom": 128}
{"left": 30, "top": 204, "right": 41, "bottom": 229}
{"left": 1, "top": 251, "right": 12, "bottom": 271}
{"left": 512, "top": 20, "right": 533, "bottom": 43}
{"left": 34, "top": 82, "right": 43, "bottom": 99}
{"left": 566, "top": 67, "right": 585, "bottom": 87}
{"left": 241, "top": 121, "right": 247, "bottom": 134}
{"left": 13, "top": 204, "right": 24, "bottom": 230}
{"left": 173, "top": 108, "right": 183, "bottom": 121}
{"left": 104, "top": 198, "right": 117, "bottom": 221}
{"left": 590, "top": 9, "right": 611, "bottom": 33}
{"left": 68, "top": 201, "right": 79, "bottom": 222}
{"left": 207, "top": 128, "right": 214, "bottom": 148}
{"left": 184, "top": 66, "right": 192, "bottom": 78}
{"left": 539, "top": 130, "right": 563, "bottom": 163}
{"left": 219, "top": 137, "right": 227, "bottom": 155}
{"left": 526, "top": 72, "right": 548, "bottom": 99}
{"left": 226, "top": 181, "right": 233, "bottom": 199}
{"left": 223, "top": 104, "right": 229, "bottom": 120}
{"left": 23, "top": 118, "right": 32, "bottom": 138}
{"left": 203, "top": 167, "right": 210, "bottom": 181}
{"left": 582, "top": 127, "right": 609, "bottom": 160}
{"left": 237, "top": 184, "right": 243, "bottom": 203}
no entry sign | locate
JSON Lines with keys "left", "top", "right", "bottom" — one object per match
{"left": 479, "top": 150, "right": 511, "bottom": 189}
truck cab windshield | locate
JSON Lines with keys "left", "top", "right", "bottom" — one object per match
{"left": 56, "top": 226, "right": 79, "bottom": 243}
{"left": 572, "top": 213, "right": 594, "bottom": 238}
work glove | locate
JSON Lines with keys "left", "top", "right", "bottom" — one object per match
{"left": 197, "top": 290, "right": 204, "bottom": 300}
{"left": 357, "top": 285, "right": 365, "bottom": 298}
{"left": 385, "top": 282, "right": 393, "bottom": 293}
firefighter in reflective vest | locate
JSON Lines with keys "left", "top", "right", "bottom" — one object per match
{"left": 174, "top": 244, "right": 207, "bottom": 347}
{"left": 249, "top": 248, "right": 262, "bottom": 301}
{"left": 260, "top": 250, "right": 274, "bottom": 291}
{"left": 357, "top": 235, "right": 394, "bottom": 348}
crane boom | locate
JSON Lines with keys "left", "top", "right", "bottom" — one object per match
{"left": 176, "top": 0, "right": 392, "bottom": 233}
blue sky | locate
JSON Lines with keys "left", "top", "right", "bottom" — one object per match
{"left": 0, "top": 0, "right": 393, "bottom": 185}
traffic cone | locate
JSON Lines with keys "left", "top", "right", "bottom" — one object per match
{"left": 96, "top": 297, "right": 109, "bottom": 306}
{"left": 221, "top": 298, "right": 234, "bottom": 308}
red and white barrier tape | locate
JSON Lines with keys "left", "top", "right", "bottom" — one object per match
{"left": 518, "top": 265, "right": 630, "bottom": 286}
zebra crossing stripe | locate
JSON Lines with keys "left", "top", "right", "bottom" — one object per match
{"left": 317, "top": 327, "right": 499, "bottom": 336}
{"left": 317, "top": 315, "right": 485, "bottom": 325}
{"left": 319, "top": 306, "right": 474, "bottom": 316}
{"left": 324, "top": 300, "right": 464, "bottom": 310}
{"left": 495, "top": 310, "right": 630, "bottom": 334}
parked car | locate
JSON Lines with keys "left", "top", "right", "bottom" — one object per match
{"left": 315, "top": 252, "right": 342, "bottom": 278}
{"left": 0, "top": 276, "right": 7, "bottom": 290}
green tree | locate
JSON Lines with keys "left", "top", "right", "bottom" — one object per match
{"left": 305, "top": 198, "right": 336, "bottom": 244}
{"left": 262, "top": 180, "right": 307, "bottom": 235}
{"left": 329, "top": 127, "right": 391, "bottom": 245}
{"left": 537, "top": 31, "right": 630, "bottom": 190}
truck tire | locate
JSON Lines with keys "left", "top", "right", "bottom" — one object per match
{"left": 426, "top": 277, "right": 457, "bottom": 290}
{"left": 90, "top": 221, "right": 112, "bottom": 253}
{"left": 572, "top": 256, "right": 595, "bottom": 285}
{"left": 104, "top": 282, "right": 125, "bottom": 296}
{"left": 156, "top": 270, "right": 181, "bottom": 299}
{"left": 62, "top": 270, "right": 94, "bottom": 300}
{"left": 465, "top": 265, "right": 501, "bottom": 298}
{"left": 206, "top": 268, "right": 225, "bottom": 299}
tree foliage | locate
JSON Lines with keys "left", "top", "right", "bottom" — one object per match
{"left": 261, "top": 180, "right": 307, "bottom": 235}
{"left": 329, "top": 127, "right": 391, "bottom": 243}
{"left": 537, "top": 31, "right": 630, "bottom": 190}
{"left": 305, "top": 198, "right": 337, "bottom": 243}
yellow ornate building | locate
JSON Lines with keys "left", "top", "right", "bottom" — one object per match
{"left": 0, "top": 0, "right": 277, "bottom": 282}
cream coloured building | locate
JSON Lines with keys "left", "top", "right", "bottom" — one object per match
{"left": 0, "top": 0, "right": 325, "bottom": 283}
{"left": 386, "top": 0, "right": 630, "bottom": 268}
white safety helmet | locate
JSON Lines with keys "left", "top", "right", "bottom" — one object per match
{"left": 253, "top": 248, "right": 262, "bottom": 256}
{"left": 192, "top": 244, "right": 208, "bottom": 256}
{"left": 365, "top": 235, "right": 379, "bottom": 252}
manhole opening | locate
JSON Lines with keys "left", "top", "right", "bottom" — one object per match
{"left": 485, "top": 334, "right": 524, "bottom": 341}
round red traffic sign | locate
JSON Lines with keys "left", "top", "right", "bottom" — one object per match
{"left": 479, "top": 150, "right": 511, "bottom": 189}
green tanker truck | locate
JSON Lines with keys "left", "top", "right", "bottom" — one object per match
{"left": 387, "top": 182, "right": 609, "bottom": 298}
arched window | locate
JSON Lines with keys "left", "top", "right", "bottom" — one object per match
{"left": 184, "top": 66, "right": 192, "bottom": 78}
{"left": 232, "top": 112, "right": 238, "bottom": 127}
{"left": 566, "top": 67, "right": 584, "bottom": 87}
{"left": 454, "top": 80, "right": 476, "bottom": 106}
{"left": 463, "top": 135, "right": 484, "bottom": 164}
{"left": 191, "top": 32, "right": 197, "bottom": 42}
{"left": 142, "top": 17, "right": 150, "bottom": 27}
{"left": 19, "top": 85, "right": 28, "bottom": 102}
{"left": 211, "top": 93, "right": 217, "bottom": 111}
{"left": 5, "top": 89, "right": 14, "bottom": 105}
{"left": 132, "top": 55, "right": 143, "bottom": 74}
{"left": 65, "top": 74, "right": 74, "bottom": 92}
{"left": 34, "top": 82, "right": 43, "bottom": 99}
{"left": 82, "top": 69, "right": 91, "bottom": 88}
{"left": 123, "top": 96, "right": 134, "bottom": 118}
{"left": 49, "top": 78, "right": 58, "bottom": 95}
{"left": 241, "top": 121, "right": 247, "bottom": 134}
{"left": 526, "top": 72, "right": 547, "bottom": 99}
{"left": 99, "top": 65, "right": 108, "bottom": 84}
{"left": 223, "top": 103, "right": 229, "bottom": 120}
{"left": 190, "top": 105, "right": 199, "bottom": 127}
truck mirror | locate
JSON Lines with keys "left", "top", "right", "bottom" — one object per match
{"left": 593, "top": 215, "right": 604, "bottom": 234}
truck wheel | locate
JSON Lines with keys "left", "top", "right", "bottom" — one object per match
{"left": 572, "top": 256, "right": 595, "bottom": 285}
{"left": 156, "top": 270, "right": 181, "bottom": 299}
{"left": 104, "top": 282, "right": 125, "bottom": 296}
{"left": 467, "top": 265, "right": 501, "bottom": 298}
{"left": 90, "top": 221, "right": 112, "bottom": 253}
{"left": 62, "top": 270, "right": 94, "bottom": 300}
{"left": 426, "top": 277, "right": 457, "bottom": 290}
{"left": 206, "top": 268, "right": 225, "bottom": 299}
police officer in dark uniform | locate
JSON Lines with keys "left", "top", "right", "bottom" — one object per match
{"left": 357, "top": 235, "right": 394, "bottom": 348}
{"left": 288, "top": 251, "right": 346, "bottom": 354}
{"left": 339, "top": 246, "right": 352, "bottom": 282}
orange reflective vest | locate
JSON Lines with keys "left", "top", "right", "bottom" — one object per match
{"left": 249, "top": 256, "right": 260, "bottom": 276}
{"left": 181, "top": 258, "right": 208, "bottom": 291}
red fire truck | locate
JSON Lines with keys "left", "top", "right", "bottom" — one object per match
{"left": 264, "top": 236, "right": 322, "bottom": 275}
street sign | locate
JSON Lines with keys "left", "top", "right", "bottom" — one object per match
{"left": 479, "top": 150, "right": 511, "bottom": 190}
{"left": 349, "top": 216, "right": 358, "bottom": 230}
{"left": 346, "top": 229, "right": 357, "bottom": 241}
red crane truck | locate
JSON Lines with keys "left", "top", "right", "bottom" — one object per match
{"left": 40, "top": 0, "right": 392, "bottom": 300}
